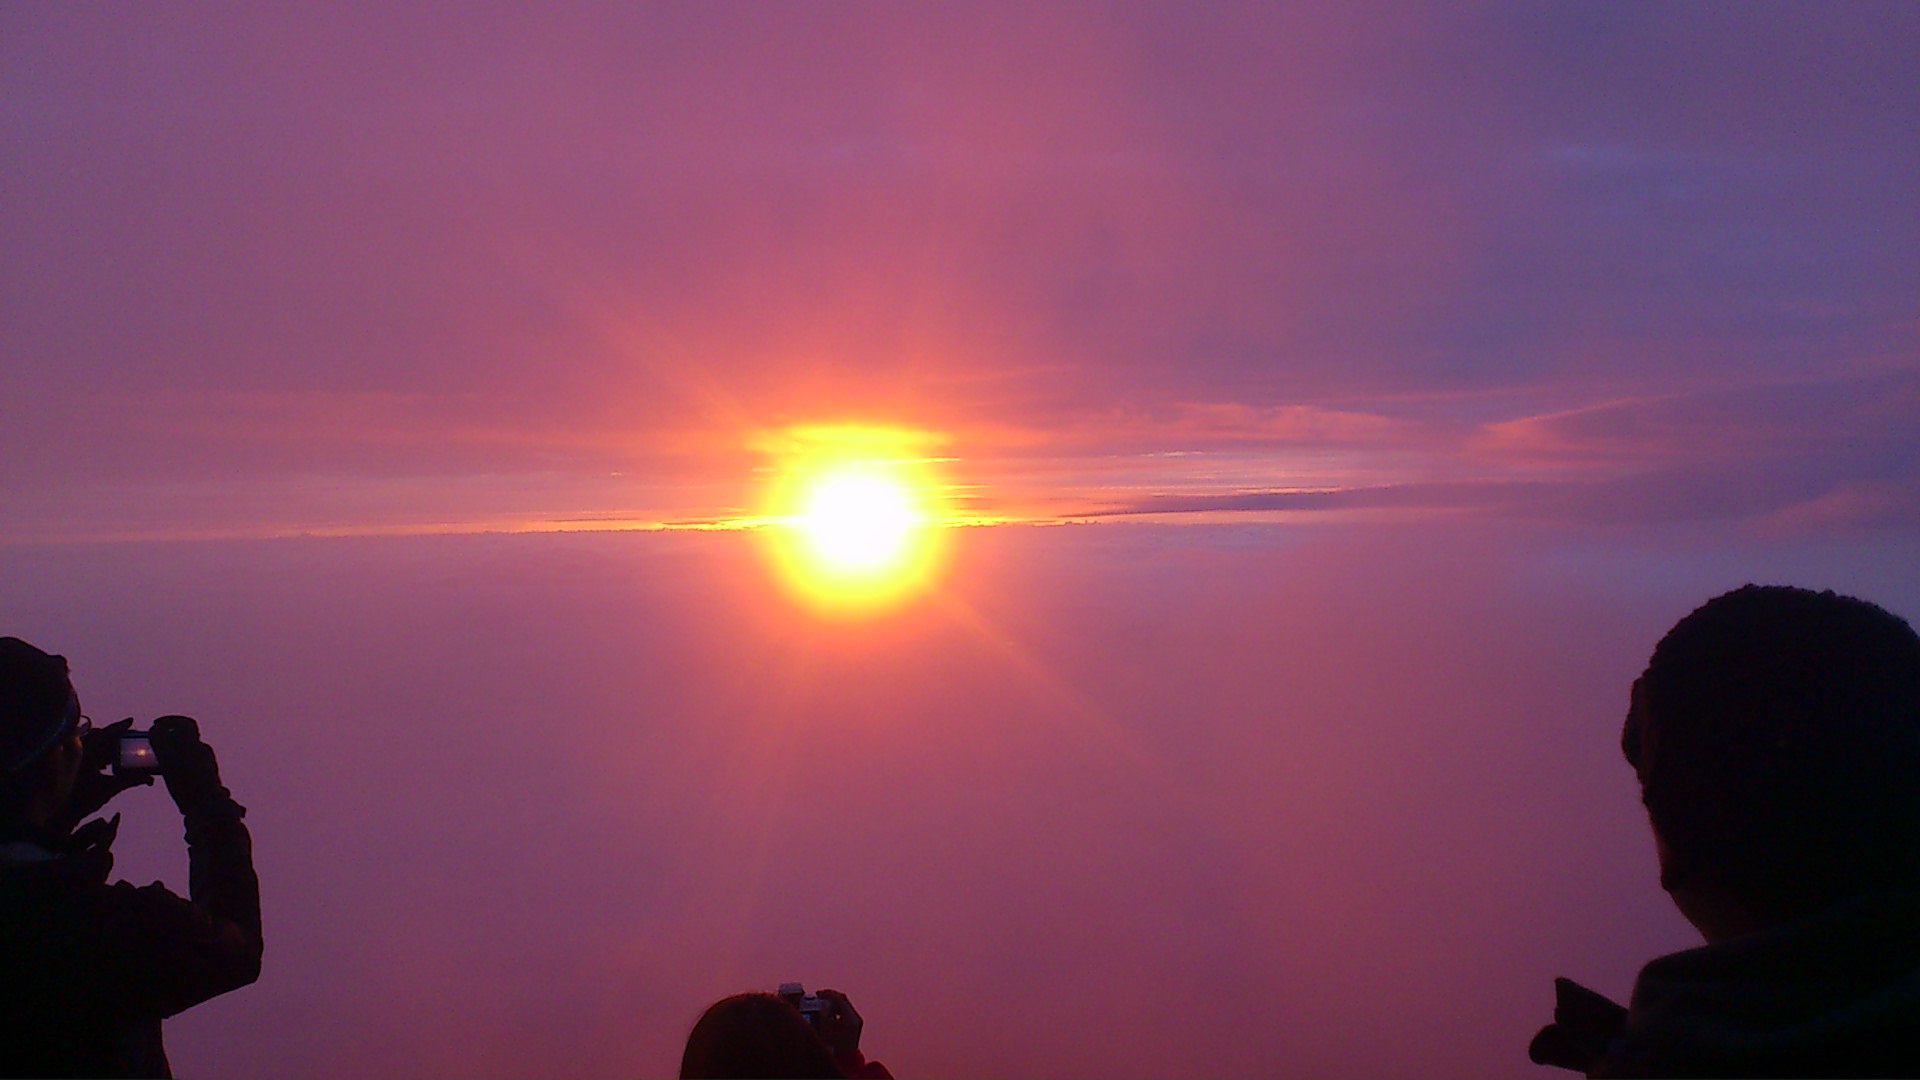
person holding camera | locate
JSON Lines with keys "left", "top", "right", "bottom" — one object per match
{"left": 680, "top": 987, "right": 892, "bottom": 1079}
{"left": 0, "top": 637, "right": 262, "bottom": 1078}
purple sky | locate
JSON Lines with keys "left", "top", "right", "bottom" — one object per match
{"left": 4, "top": 3, "right": 1919, "bottom": 1076}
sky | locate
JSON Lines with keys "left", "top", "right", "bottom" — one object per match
{"left": 3, "top": 3, "right": 1918, "bottom": 1077}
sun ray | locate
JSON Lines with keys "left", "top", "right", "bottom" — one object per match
{"left": 920, "top": 584, "right": 1259, "bottom": 858}
{"left": 694, "top": 636, "right": 829, "bottom": 978}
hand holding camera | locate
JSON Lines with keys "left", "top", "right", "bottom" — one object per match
{"left": 777, "top": 983, "right": 864, "bottom": 1061}
{"left": 58, "top": 718, "right": 156, "bottom": 831}
{"left": 813, "top": 989, "right": 863, "bottom": 1061}
{"left": 56, "top": 713, "right": 233, "bottom": 831}
{"left": 148, "top": 715, "right": 233, "bottom": 815}
{"left": 62, "top": 714, "right": 234, "bottom": 829}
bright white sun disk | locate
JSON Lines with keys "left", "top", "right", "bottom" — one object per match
{"left": 799, "top": 471, "right": 917, "bottom": 575}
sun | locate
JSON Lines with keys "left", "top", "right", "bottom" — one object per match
{"left": 797, "top": 467, "right": 918, "bottom": 576}
{"left": 757, "top": 429, "right": 949, "bottom": 614}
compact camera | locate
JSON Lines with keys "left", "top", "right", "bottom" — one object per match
{"left": 776, "top": 982, "right": 829, "bottom": 1030}
{"left": 111, "top": 730, "right": 162, "bottom": 775}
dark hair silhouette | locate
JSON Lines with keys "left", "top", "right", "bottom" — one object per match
{"left": 679, "top": 993, "right": 843, "bottom": 1079}
{"left": 1623, "top": 584, "right": 1920, "bottom": 913}
{"left": 0, "top": 638, "right": 73, "bottom": 767}
{"left": 0, "top": 638, "right": 75, "bottom": 824}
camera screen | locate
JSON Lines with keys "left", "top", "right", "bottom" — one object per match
{"left": 118, "top": 734, "right": 158, "bottom": 771}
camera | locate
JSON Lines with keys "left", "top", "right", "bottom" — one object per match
{"left": 776, "top": 982, "right": 829, "bottom": 1030}
{"left": 112, "top": 730, "right": 162, "bottom": 775}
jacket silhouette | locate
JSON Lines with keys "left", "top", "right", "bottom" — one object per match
{"left": 1532, "top": 891, "right": 1920, "bottom": 1076}
{"left": 1, "top": 716, "right": 261, "bottom": 1078}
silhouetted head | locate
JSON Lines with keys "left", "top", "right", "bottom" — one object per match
{"left": 0, "top": 638, "right": 88, "bottom": 832}
{"left": 679, "top": 992, "right": 843, "bottom": 1079}
{"left": 1623, "top": 586, "right": 1920, "bottom": 939}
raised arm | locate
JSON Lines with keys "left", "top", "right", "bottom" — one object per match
{"left": 96, "top": 715, "right": 263, "bottom": 1018}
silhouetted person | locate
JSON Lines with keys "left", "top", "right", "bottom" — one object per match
{"left": 681, "top": 989, "right": 891, "bottom": 1079}
{"left": 1531, "top": 585, "right": 1920, "bottom": 1077}
{"left": 0, "top": 638, "right": 261, "bottom": 1078}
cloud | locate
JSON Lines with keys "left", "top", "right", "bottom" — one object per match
{"left": 1755, "top": 480, "right": 1920, "bottom": 536}
{"left": 1474, "top": 369, "right": 1920, "bottom": 467}
{"left": 1074, "top": 375, "right": 1920, "bottom": 532}
{"left": 1084, "top": 482, "right": 1532, "bottom": 519}
{"left": 1081, "top": 465, "right": 1919, "bottom": 532}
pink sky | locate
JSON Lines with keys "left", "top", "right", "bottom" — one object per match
{"left": 4, "top": 3, "right": 1915, "bottom": 541}
{"left": 4, "top": 3, "right": 1918, "bottom": 1076}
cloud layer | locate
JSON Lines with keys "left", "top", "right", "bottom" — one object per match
{"left": 12, "top": 522, "right": 1917, "bottom": 1077}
